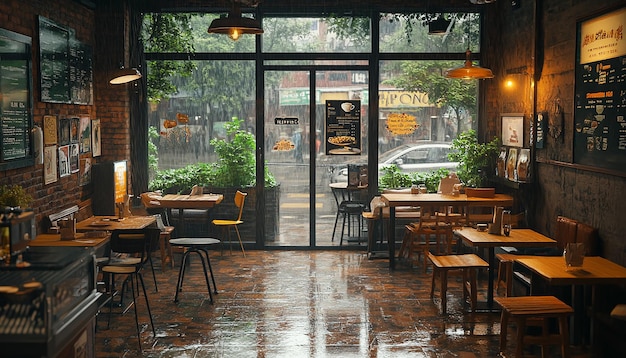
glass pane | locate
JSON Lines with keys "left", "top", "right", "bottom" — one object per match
{"left": 147, "top": 59, "right": 258, "bottom": 242}
{"left": 380, "top": 12, "right": 480, "bottom": 53}
{"left": 143, "top": 13, "right": 255, "bottom": 53}
{"left": 262, "top": 17, "right": 371, "bottom": 53}
{"left": 378, "top": 60, "right": 477, "bottom": 190}
{"left": 265, "top": 71, "right": 311, "bottom": 246}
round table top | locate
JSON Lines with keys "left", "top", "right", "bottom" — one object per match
{"left": 169, "top": 238, "right": 221, "bottom": 246}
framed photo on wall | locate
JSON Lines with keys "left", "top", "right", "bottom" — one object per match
{"left": 501, "top": 114, "right": 524, "bottom": 147}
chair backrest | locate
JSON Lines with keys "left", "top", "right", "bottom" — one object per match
{"left": 110, "top": 228, "right": 161, "bottom": 257}
{"left": 234, "top": 191, "right": 248, "bottom": 221}
{"left": 369, "top": 196, "right": 386, "bottom": 219}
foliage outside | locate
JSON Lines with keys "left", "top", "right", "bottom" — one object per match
{"left": 448, "top": 130, "right": 499, "bottom": 188}
{"left": 378, "top": 166, "right": 450, "bottom": 193}
{"left": 149, "top": 118, "right": 276, "bottom": 193}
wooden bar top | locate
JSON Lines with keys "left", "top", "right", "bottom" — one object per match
{"left": 515, "top": 256, "right": 626, "bottom": 286}
{"left": 381, "top": 193, "right": 514, "bottom": 208}
{"left": 30, "top": 233, "right": 109, "bottom": 247}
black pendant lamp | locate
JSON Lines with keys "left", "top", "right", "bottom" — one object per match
{"left": 207, "top": 2, "right": 263, "bottom": 41}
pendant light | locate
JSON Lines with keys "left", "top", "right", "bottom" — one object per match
{"left": 445, "top": 16, "right": 493, "bottom": 80}
{"left": 207, "top": 2, "right": 263, "bottom": 41}
{"left": 109, "top": 66, "right": 142, "bottom": 85}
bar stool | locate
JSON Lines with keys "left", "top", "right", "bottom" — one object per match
{"left": 496, "top": 295, "right": 573, "bottom": 358}
{"left": 169, "top": 238, "right": 220, "bottom": 303}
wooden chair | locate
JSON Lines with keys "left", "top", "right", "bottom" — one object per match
{"left": 428, "top": 252, "right": 489, "bottom": 314}
{"left": 212, "top": 190, "right": 247, "bottom": 257}
{"left": 496, "top": 296, "right": 573, "bottom": 358}
{"left": 154, "top": 214, "right": 175, "bottom": 269}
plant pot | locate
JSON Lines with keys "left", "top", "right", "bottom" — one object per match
{"left": 465, "top": 187, "right": 495, "bottom": 198}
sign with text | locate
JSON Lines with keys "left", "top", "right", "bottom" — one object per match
{"left": 325, "top": 100, "right": 361, "bottom": 155}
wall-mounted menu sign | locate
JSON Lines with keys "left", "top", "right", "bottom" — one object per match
{"left": 325, "top": 100, "right": 361, "bottom": 155}
{"left": 38, "top": 16, "right": 93, "bottom": 105}
{"left": 573, "top": 7, "right": 626, "bottom": 173}
{"left": 0, "top": 28, "right": 33, "bottom": 169}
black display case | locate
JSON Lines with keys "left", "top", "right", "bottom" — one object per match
{"left": 0, "top": 246, "right": 100, "bottom": 357}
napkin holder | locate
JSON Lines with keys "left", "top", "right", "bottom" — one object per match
{"left": 59, "top": 218, "right": 76, "bottom": 240}
{"left": 488, "top": 206, "right": 504, "bottom": 235}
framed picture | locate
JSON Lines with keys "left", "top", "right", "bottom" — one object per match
{"left": 70, "top": 117, "right": 79, "bottom": 143}
{"left": 58, "top": 145, "right": 70, "bottom": 177}
{"left": 501, "top": 114, "right": 524, "bottom": 147}
{"left": 506, "top": 148, "right": 517, "bottom": 181}
{"left": 59, "top": 118, "right": 70, "bottom": 145}
{"left": 517, "top": 148, "right": 530, "bottom": 182}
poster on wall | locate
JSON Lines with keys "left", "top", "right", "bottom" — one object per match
{"left": 70, "top": 143, "right": 79, "bottom": 173}
{"left": 80, "top": 157, "right": 91, "bottom": 186}
{"left": 573, "top": 6, "right": 626, "bottom": 173}
{"left": 44, "top": 145, "right": 57, "bottom": 184}
{"left": 58, "top": 145, "right": 70, "bottom": 177}
{"left": 91, "top": 119, "right": 101, "bottom": 157}
{"left": 43, "top": 115, "right": 57, "bottom": 145}
{"left": 59, "top": 118, "right": 70, "bottom": 145}
{"left": 79, "top": 116, "right": 91, "bottom": 153}
{"left": 325, "top": 100, "right": 361, "bottom": 155}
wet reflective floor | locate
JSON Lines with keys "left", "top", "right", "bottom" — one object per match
{"left": 94, "top": 250, "right": 573, "bottom": 357}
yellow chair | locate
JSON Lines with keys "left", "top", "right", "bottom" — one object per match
{"left": 212, "top": 190, "right": 247, "bottom": 257}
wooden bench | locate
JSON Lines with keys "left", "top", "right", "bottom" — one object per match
{"left": 428, "top": 252, "right": 489, "bottom": 314}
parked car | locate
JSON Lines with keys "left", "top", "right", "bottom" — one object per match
{"left": 330, "top": 142, "right": 458, "bottom": 183}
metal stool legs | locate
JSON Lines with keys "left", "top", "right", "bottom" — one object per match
{"left": 174, "top": 246, "right": 218, "bottom": 303}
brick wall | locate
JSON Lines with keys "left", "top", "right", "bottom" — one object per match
{"left": 0, "top": 0, "right": 131, "bottom": 234}
{"left": 483, "top": 0, "right": 626, "bottom": 267}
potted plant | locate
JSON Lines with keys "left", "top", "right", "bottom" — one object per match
{"left": 0, "top": 184, "right": 33, "bottom": 208}
{"left": 448, "top": 130, "right": 499, "bottom": 189}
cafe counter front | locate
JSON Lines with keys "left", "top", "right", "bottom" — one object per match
{"left": 0, "top": 246, "right": 100, "bottom": 358}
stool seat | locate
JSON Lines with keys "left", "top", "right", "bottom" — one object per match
{"left": 169, "top": 237, "right": 220, "bottom": 303}
{"left": 428, "top": 253, "right": 488, "bottom": 314}
{"left": 170, "top": 238, "right": 221, "bottom": 246}
{"left": 496, "top": 296, "right": 573, "bottom": 358}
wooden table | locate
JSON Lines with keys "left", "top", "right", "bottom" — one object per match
{"left": 75, "top": 215, "right": 157, "bottom": 232}
{"left": 515, "top": 256, "right": 626, "bottom": 346}
{"left": 454, "top": 228, "right": 556, "bottom": 310}
{"left": 381, "top": 192, "right": 514, "bottom": 269}
{"left": 30, "top": 233, "right": 109, "bottom": 249}
{"left": 158, "top": 194, "right": 224, "bottom": 236}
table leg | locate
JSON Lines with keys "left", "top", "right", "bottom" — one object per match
{"left": 388, "top": 206, "right": 396, "bottom": 270}
{"left": 487, "top": 247, "right": 495, "bottom": 308}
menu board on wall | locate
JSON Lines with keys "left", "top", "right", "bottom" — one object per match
{"left": 325, "top": 100, "right": 361, "bottom": 155}
{"left": 0, "top": 28, "right": 33, "bottom": 168}
{"left": 38, "top": 16, "right": 93, "bottom": 105}
{"left": 573, "top": 7, "right": 626, "bottom": 173}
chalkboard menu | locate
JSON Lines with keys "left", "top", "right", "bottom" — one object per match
{"left": 573, "top": 7, "right": 626, "bottom": 173}
{"left": 0, "top": 28, "right": 33, "bottom": 169}
{"left": 38, "top": 16, "right": 92, "bottom": 105}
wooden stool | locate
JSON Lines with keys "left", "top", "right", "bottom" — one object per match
{"left": 428, "top": 253, "right": 489, "bottom": 314}
{"left": 496, "top": 253, "right": 518, "bottom": 297}
{"left": 159, "top": 226, "right": 175, "bottom": 270}
{"left": 495, "top": 296, "right": 573, "bottom": 358}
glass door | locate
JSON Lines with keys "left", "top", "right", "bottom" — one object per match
{"left": 264, "top": 68, "right": 369, "bottom": 247}
{"left": 264, "top": 70, "right": 312, "bottom": 247}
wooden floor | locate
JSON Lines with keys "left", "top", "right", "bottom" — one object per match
{"left": 94, "top": 249, "right": 591, "bottom": 357}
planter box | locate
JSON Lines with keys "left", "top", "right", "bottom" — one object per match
{"left": 465, "top": 187, "right": 496, "bottom": 198}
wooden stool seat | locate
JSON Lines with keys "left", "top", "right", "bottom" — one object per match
{"left": 495, "top": 295, "right": 573, "bottom": 358}
{"left": 428, "top": 253, "right": 489, "bottom": 314}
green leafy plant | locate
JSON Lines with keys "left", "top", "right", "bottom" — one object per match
{"left": 410, "top": 168, "right": 451, "bottom": 193}
{"left": 448, "top": 130, "right": 499, "bottom": 188}
{"left": 378, "top": 165, "right": 412, "bottom": 190}
{"left": 0, "top": 185, "right": 33, "bottom": 208}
